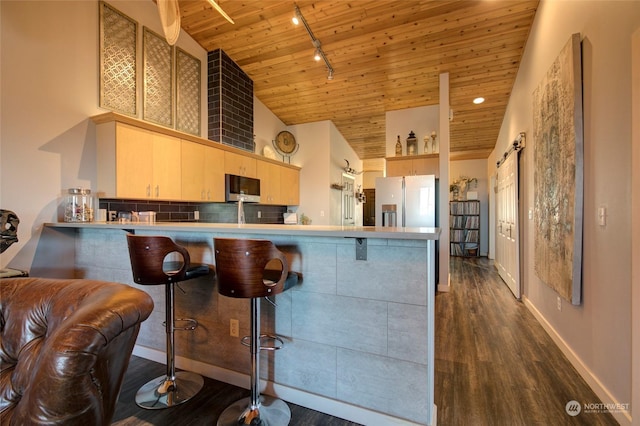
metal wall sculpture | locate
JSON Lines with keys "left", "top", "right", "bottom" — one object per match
{"left": 99, "top": 1, "right": 137, "bottom": 116}
{"left": 99, "top": 2, "right": 201, "bottom": 135}
{"left": 176, "top": 48, "right": 201, "bottom": 136}
{"left": 532, "top": 33, "right": 584, "bottom": 305}
{"left": 143, "top": 28, "right": 174, "bottom": 127}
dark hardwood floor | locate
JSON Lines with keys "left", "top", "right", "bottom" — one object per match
{"left": 113, "top": 257, "right": 618, "bottom": 425}
{"left": 112, "top": 356, "right": 360, "bottom": 426}
{"left": 436, "top": 257, "right": 618, "bottom": 426}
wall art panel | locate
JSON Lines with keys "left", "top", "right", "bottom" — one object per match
{"left": 143, "top": 27, "right": 173, "bottom": 127}
{"left": 532, "top": 33, "right": 584, "bottom": 305}
{"left": 176, "top": 48, "right": 201, "bottom": 136}
{"left": 99, "top": 1, "right": 137, "bottom": 116}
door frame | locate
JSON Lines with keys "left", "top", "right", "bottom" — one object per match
{"left": 631, "top": 26, "right": 639, "bottom": 426}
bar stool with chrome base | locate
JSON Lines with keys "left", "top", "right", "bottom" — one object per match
{"left": 214, "top": 238, "right": 299, "bottom": 426}
{"left": 127, "top": 234, "right": 212, "bottom": 409}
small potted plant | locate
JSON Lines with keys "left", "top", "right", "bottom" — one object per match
{"left": 300, "top": 213, "right": 312, "bottom": 225}
{"left": 450, "top": 176, "right": 477, "bottom": 200}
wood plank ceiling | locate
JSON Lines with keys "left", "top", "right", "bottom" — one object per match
{"left": 178, "top": 0, "right": 539, "bottom": 160}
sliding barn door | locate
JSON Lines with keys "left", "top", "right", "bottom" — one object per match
{"left": 495, "top": 152, "right": 521, "bottom": 299}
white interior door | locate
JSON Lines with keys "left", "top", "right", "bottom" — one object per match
{"left": 495, "top": 152, "right": 521, "bottom": 299}
{"left": 342, "top": 174, "right": 355, "bottom": 226}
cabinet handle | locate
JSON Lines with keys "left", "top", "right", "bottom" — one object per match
{"left": 201, "top": 190, "right": 205, "bottom": 200}
{"left": 146, "top": 184, "right": 151, "bottom": 197}
{"left": 207, "top": 190, "right": 211, "bottom": 200}
{"left": 155, "top": 185, "right": 159, "bottom": 198}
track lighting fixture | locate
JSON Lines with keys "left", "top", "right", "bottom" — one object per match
{"left": 207, "top": 0, "right": 234, "bottom": 24}
{"left": 292, "top": 5, "right": 334, "bottom": 80}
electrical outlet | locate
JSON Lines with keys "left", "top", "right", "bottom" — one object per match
{"left": 194, "top": 210, "right": 199, "bottom": 220}
{"left": 230, "top": 319, "right": 239, "bottom": 337}
{"left": 557, "top": 296, "right": 562, "bottom": 311}
{"left": 257, "top": 211, "right": 262, "bottom": 219}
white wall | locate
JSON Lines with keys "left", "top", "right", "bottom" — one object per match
{"left": 288, "top": 120, "right": 362, "bottom": 226}
{"left": 288, "top": 122, "right": 330, "bottom": 225}
{"left": 0, "top": 0, "right": 205, "bottom": 271}
{"left": 385, "top": 105, "right": 439, "bottom": 158}
{"left": 450, "top": 159, "right": 489, "bottom": 256}
{"left": 253, "top": 96, "right": 286, "bottom": 156}
{"left": 489, "top": 1, "right": 639, "bottom": 422}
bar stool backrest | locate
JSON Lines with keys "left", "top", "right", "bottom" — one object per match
{"left": 127, "top": 234, "right": 190, "bottom": 285}
{"left": 214, "top": 238, "right": 289, "bottom": 298}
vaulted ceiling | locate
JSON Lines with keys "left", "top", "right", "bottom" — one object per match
{"left": 177, "top": 0, "right": 539, "bottom": 160}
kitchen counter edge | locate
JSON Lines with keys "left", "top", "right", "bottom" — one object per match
{"left": 45, "top": 222, "right": 440, "bottom": 240}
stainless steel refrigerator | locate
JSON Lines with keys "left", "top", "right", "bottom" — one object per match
{"left": 375, "top": 175, "right": 436, "bottom": 227}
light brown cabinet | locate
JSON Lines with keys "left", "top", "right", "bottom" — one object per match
{"left": 98, "top": 122, "right": 182, "bottom": 200}
{"left": 257, "top": 160, "right": 300, "bottom": 205}
{"left": 280, "top": 167, "right": 300, "bottom": 206}
{"left": 224, "top": 151, "right": 256, "bottom": 178}
{"left": 385, "top": 154, "right": 439, "bottom": 177}
{"left": 257, "top": 160, "right": 281, "bottom": 205}
{"left": 181, "top": 141, "right": 225, "bottom": 202}
{"left": 94, "top": 113, "right": 300, "bottom": 206}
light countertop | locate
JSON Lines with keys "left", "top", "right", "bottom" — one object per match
{"left": 45, "top": 222, "right": 440, "bottom": 240}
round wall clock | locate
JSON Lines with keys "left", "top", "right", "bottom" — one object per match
{"left": 273, "top": 130, "right": 299, "bottom": 157}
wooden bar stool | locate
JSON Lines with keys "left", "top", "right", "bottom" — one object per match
{"left": 214, "top": 238, "right": 299, "bottom": 426}
{"left": 127, "top": 234, "right": 211, "bottom": 409}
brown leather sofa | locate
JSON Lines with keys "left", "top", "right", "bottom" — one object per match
{"left": 0, "top": 277, "right": 154, "bottom": 425}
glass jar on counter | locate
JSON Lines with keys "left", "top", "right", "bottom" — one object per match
{"left": 64, "top": 188, "right": 94, "bottom": 222}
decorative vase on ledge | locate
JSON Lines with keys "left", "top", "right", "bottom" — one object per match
{"left": 395, "top": 135, "right": 402, "bottom": 156}
{"left": 406, "top": 131, "right": 417, "bottom": 156}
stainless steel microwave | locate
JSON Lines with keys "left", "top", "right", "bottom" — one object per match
{"left": 225, "top": 174, "right": 261, "bottom": 203}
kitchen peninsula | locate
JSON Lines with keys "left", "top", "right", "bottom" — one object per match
{"left": 42, "top": 222, "right": 439, "bottom": 425}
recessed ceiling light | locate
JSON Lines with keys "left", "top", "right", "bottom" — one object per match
{"left": 473, "top": 97, "right": 485, "bottom": 104}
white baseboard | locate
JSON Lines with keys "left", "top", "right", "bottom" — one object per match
{"left": 522, "top": 297, "right": 632, "bottom": 425}
{"left": 132, "top": 345, "right": 430, "bottom": 426}
{"left": 437, "top": 273, "right": 451, "bottom": 293}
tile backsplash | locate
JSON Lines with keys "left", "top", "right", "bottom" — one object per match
{"left": 99, "top": 199, "right": 288, "bottom": 224}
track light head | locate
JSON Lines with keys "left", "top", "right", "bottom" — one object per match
{"left": 292, "top": 5, "right": 301, "bottom": 25}
{"left": 293, "top": 5, "right": 334, "bottom": 80}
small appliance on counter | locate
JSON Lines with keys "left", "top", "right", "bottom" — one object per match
{"left": 283, "top": 212, "right": 298, "bottom": 225}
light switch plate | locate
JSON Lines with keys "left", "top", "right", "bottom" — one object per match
{"left": 598, "top": 206, "right": 607, "bottom": 226}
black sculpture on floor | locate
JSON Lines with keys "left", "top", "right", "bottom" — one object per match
{"left": 1, "top": 209, "right": 19, "bottom": 254}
